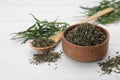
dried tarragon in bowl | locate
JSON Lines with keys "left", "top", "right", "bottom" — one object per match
{"left": 65, "top": 23, "right": 106, "bottom": 46}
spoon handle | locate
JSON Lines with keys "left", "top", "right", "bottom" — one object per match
{"left": 49, "top": 32, "right": 63, "bottom": 42}
{"left": 75, "top": 8, "right": 114, "bottom": 25}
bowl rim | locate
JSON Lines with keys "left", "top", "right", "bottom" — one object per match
{"left": 62, "top": 23, "right": 109, "bottom": 48}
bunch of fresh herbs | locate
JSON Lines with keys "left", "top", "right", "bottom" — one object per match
{"left": 80, "top": 0, "right": 120, "bottom": 24}
{"left": 65, "top": 23, "right": 106, "bottom": 46}
{"left": 11, "top": 14, "right": 69, "bottom": 43}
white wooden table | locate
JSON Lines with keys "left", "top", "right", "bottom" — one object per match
{"left": 0, "top": 0, "right": 120, "bottom": 80}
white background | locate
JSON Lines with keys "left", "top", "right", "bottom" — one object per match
{"left": 0, "top": 0, "right": 120, "bottom": 80}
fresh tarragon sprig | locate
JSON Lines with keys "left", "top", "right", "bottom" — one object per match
{"left": 80, "top": 0, "right": 120, "bottom": 24}
{"left": 11, "top": 14, "right": 69, "bottom": 44}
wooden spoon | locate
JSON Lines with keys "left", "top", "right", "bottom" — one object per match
{"left": 30, "top": 32, "right": 63, "bottom": 51}
{"left": 30, "top": 8, "right": 114, "bottom": 51}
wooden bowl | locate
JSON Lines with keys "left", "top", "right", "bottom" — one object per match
{"left": 62, "top": 24, "right": 109, "bottom": 62}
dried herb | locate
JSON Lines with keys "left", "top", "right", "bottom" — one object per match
{"left": 31, "top": 37, "right": 55, "bottom": 48}
{"left": 65, "top": 23, "right": 106, "bottom": 46}
{"left": 29, "top": 50, "right": 63, "bottom": 65}
{"left": 98, "top": 51, "right": 120, "bottom": 75}
{"left": 11, "top": 14, "right": 69, "bottom": 43}
{"left": 80, "top": 0, "right": 120, "bottom": 24}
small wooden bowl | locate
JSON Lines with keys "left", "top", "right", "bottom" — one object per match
{"left": 62, "top": 24, "right": 109, "bottom": 62}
